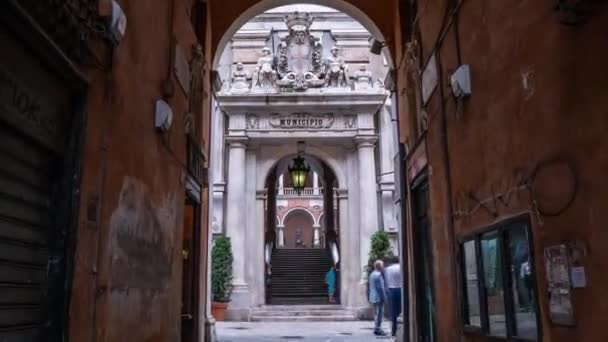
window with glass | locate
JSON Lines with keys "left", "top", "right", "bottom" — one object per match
{"left": 460, "top": 216, "right": 539, "bottom": 340}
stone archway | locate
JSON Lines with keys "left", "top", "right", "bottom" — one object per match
{"left": 281, "top": 208, "right": 316, "bottom": 248}
{"left": 210, "top": 2, "right": 395, "bottom": 318}
{"left": 211, "top": 0, "right": 396, "bottom": 70}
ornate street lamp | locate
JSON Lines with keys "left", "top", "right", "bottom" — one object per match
{"left": 288, "top": 155, "right": 310, "bottom": 195}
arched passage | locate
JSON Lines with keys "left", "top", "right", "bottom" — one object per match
{"left": 281, "top": 208, "right": 316, "bottom": 248}
{"left": 211, "top": 0, "right": 396, "bottom": 70}
{"left": 210, "top": 1, "right": 395, "bottom": 318}
{"left": 264, "top": 153, "right": 340, "bottom": 304}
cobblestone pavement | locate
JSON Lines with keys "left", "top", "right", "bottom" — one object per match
{"left": 217, "top": 321, "right": 396, "bottom": 342}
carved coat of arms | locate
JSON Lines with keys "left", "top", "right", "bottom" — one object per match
{"left": 276, "top": 12, "right": 324, "bottom": 90}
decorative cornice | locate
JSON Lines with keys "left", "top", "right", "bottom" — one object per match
{"left": 225, "top": 136, "right": 248, "bottom": 147}
{"left": 336, "top": 188, "right": 348, "bottom": 199}
{"left": 354, "top": 135, "right": 378, "bottom": 147}
{"left": 256, "top": 189, "right": 267, "bottom": 199}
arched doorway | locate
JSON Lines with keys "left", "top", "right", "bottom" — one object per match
{"left": 281, "top": 208, "right": 316, "bottom": 248}
{"left": 265, "top": 154, "right": 340, "bottom": 304}
{"left": 208, "top": 2, "right": 399, "bottom": 320}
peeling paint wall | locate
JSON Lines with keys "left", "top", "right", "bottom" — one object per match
{"left": 107, "top": 178, "right": 180, "bottom": 341}
{"left": 110, "top": 178, "right": 177, "bottom": 292}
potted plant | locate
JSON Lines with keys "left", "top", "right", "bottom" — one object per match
{"left": 367, "top": 231, "right": 392, "bottom": 274}
{"left": 211, "top": 235, "right": 233, "bottom": 321}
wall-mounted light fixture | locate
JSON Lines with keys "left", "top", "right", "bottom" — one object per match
{"left": 370, "top": 38, "right": 387, "bottom": 55}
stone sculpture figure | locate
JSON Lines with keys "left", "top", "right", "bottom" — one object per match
{"left": 231, "top": 62, "right": 250, "bottom": 93}
{"left": 325, "top": 46, "right": 348, "bottom": 88}
{"left": 354, "top": 65, "right": 373, "bottom": 90}
{"left": 252, "top": 47, "right": 277, "bottom": 89}
{"left": 189, "top": 44, "right": 204, "bottom": 119}
{"left": 295, "top": 227, "right": 303, "bottom": 247}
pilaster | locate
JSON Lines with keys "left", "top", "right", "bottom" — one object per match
{"left": 355, "top": 135, "right": 379, "bottom": 281}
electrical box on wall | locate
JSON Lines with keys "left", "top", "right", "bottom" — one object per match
{"left": 109, "top": 0, "right": 127, "bottom": 45}
{"left": 155, "top": 99, "right": 173, "bottom": 132}
{"left": 450, "top": 64, "right": 471, "bottom": 99}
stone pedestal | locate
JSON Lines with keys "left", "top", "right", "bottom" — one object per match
{"left": 313, "top": 224, "right": 321, "bottom": 247}
{"left": 277, "top": 225, "right": 285, "bottom": 247}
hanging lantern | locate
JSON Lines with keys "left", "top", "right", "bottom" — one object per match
{"left": 288, "top": 155, "right": 310, "bottom": 195}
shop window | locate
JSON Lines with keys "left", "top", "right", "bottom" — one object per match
{"left": 462, "top": 240, "right": 481, "bottom": 327}
{"left": 460, "top": 216, "right": 539, "bottom": 340}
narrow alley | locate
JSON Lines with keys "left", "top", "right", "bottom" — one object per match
{"left": 1, "top": 1, "right": 607, "bottom": 342}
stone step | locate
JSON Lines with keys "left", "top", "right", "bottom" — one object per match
{"left": 252, "top": 309, "right": 349, "bottom": 317}
{"left": 267, "top": 298, "right": 331, "bottom": 305}
{"left": 251, "top": 305, "right": 357, "bottom": 322}
{"left": 270, "top": 291, "right": 327, "bottom": 295}
{"left": 257, "top": 305, "right": 343, "bottom": 310}
{"left": 250, "top": 315, "right": 356, "bottom": 322}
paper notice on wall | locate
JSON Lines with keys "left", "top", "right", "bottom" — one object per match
{"left": 570, "top": 266, "right": 587, "bottom": 288}
{"left": 544, "top": 244, "right": 575, "bottom": 326}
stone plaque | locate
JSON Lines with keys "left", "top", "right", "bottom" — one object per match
{"left": 269, "top": 113, "right": 334, "bottom": 129}
{"left": 174, "top": 44, "right": 191, "bottom": 95}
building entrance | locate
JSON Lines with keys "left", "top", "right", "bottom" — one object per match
{"left": 209, "top": 4, "right": 399, "bottom": 320}
{"left": 265, "top": 156, "right": 339, "bottom": 305}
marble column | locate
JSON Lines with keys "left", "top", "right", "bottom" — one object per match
{"left": 356, "top": 136, "right": 379, "bottom": 279}
{"left": 278, "top": 174, "right": 284, "bottom": 195}
{"left": 313, "top": 172, "right": 320, "bottom": 195}
{"left": 255, "top": 190, "right": 267, "bottom": 305}
{"left": 313, "top": 224, "right": 321, "bottom": 247}
{"left": 225, "top": 137, "right": 250, "bottom": 308}
{"left": 277, "top": 225, "right": 285, "bottom": 248}
{"left": 336, "top": 188, "right": 361, "bottom": 308}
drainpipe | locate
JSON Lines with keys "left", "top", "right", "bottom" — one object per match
{"left": 435, "top": 36, "right": 463, "bottom": 341}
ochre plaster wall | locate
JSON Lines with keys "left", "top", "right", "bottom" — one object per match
{"left": 68, "top": 0, "right": 211, "bottom": 341}
{"left": 402, "top": 1, "right": 608, "bottom": 341}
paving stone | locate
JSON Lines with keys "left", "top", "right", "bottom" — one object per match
{"left": 217, "top": 321, "right": 396, "bottom": 342}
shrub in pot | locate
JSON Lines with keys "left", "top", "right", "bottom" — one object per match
{"left": 211, "top": 235, "right": 233, "bottom": 321}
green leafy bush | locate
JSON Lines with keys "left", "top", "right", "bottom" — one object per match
{"left": 211, "top": 236, "right": 233, "bottom": 303}
{"left": 367, "top": 231, "right": 392, "bottom": 272}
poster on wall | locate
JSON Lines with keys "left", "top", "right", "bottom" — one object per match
{"left": 544, "top": 244, "right": 574, "bottom": 326}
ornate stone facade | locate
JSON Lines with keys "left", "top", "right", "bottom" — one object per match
{"left": 211, "top": 6, "right": 398, "bottom": 321}
{"left": 222, "top": 10, "right": 387, "bottom": 94}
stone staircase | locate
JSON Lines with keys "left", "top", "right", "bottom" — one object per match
{"left": 269, "top": 248, "right": 333, "bottom": 304}
{"left": 251, "top": 305, "right": 357, "bottom": 322}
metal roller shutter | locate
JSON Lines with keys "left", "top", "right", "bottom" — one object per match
{"left": 0, "top": 22, "right": 76, "bottom": 341}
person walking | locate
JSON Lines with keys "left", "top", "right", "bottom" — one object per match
{"left": 385, "top": 256, "right": 403, "bottom": 337}
{"left": 325, "top": 266, "right": 337, "bottom": 304}
{"left": 369, "top": 260, "right": 387, "bottom": 336}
